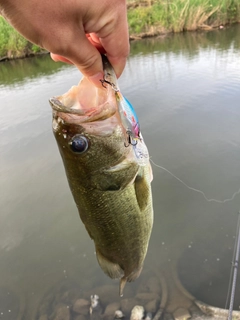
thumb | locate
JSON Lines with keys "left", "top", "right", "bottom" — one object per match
{"left": 60, "top": 34, "right": 104, "bottom": 87}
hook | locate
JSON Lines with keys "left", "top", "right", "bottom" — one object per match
{"left": 124, "top": 130, "right": 138, "bottom": 147}
{"left": 100, "top": 76, "right": 119, "bottom": 92}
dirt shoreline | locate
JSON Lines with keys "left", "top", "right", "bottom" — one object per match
{"left": 129, "top": 22, "right": 229, "bottom": 40}
{"left": 0, "top": 50, "right": 49, "bottom": 62}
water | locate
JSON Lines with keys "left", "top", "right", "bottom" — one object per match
{"left": 1, "top": 25, "right": 240, "bottom": 318}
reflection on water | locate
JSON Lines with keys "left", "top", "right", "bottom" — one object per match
{"left": 1, "top": 24, "right": 240, "bottom": 318}
{"left": 130, "top": 26, "right": 240, "bottom": 56}
{"left": 0, "top": 54, "right": 69, "bottom": 87}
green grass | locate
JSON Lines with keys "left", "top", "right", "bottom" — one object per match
{"left": 0, "top": 16, "right": 44, "bottom": 59}
{"left": 128, "top": 0, "right": 240, "bottom": 34}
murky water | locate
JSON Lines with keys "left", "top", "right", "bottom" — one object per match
{"left": 1, "top": 24, "right": 240, "bottom": 319}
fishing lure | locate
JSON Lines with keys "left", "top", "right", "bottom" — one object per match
{"left": 100, "top": 67, "right": 149, "bottom": 166}
{"left": 116, "top": 92, "right": 140, "bottom": 147}
{"left": 100, "top": 77, "right": 141, "bottom": 146}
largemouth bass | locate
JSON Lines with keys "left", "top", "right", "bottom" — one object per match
{"left": 49, "top": 55, "right": 153, "bottom": 296}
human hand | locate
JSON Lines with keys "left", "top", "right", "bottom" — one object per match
{"left": 0, "top": 0, "right": 129, "bottom": 85}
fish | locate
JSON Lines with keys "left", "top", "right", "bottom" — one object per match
{"left": 49, "top": 55, "right": 153, "bottom": 296}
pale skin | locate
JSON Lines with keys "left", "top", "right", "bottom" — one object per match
{"left": 0, "top": 0, "right": 129, "bottom": 86}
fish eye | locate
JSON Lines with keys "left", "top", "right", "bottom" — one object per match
{"left": 70, "top": 135, "right": 89, "bottom": 154}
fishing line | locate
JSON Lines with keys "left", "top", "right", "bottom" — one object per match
{"left": 150, "top": 158, "right": 240, "bottom": 204}
{"left": 150, "top": 158, "right": 240, "bottom": 317}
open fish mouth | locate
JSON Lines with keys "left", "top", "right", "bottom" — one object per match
{"left": 49, "top": 97, "right": 86, "bottom": 115}
{"left": 49, "top": 79, "right": 118, "bottom": 124}
{"left": 49, "top": 55, "right": 119, "bottom": 119}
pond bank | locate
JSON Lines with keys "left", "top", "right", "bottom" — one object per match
{"left": 0, "top": 24, "right": 235, "bottom": 62}
{"left": 129, "top": 23, "right": 224, "bottom": 40}
{"left": 0, "top": 50, "right": 48, "bottom": 62}
{"left": 0, "top": 25, "right": 234, "bottom": 62}
{"left": 127, "top": 0, "right": 240, "bottom": 34}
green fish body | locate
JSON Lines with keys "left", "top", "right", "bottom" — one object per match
{"left": 50, "top": 56, "right": 153, "bottom": 295}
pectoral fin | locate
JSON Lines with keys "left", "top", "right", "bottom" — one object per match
{"left": 91, "top": 159, "right": 139, "bottom": 191}
{"left": 134, "top": 166, "right": 152, "bottom": 211}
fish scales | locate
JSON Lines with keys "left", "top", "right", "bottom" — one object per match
{"left": 50, "top": 55, "right": 153, "bottom": 296}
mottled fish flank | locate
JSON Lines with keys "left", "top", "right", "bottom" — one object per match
{"left": 49, "top": 55, "right": 154, "bottom": 296}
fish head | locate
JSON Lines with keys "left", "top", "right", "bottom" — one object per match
{"left": 49, "top": 76, "right": 138, "bottom": 190}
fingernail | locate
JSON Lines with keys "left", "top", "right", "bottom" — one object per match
{"left": 88, "top": 72, "right": 104, "bottom": 88}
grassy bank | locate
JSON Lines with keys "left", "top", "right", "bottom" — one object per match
{"left": 0, "top": 16, "right": 46, "bottom": 60}
{"left": 0, "top": 0, "right": 240, "bottom": 60}
{"left": 128, "top": 0, "right": 240, "bottom": 34}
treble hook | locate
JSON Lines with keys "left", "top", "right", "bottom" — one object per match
{"left": 124, "top": 130, "right": 138, "bottom": 147}
{"left": 100, "top": 74, "right": 119, "bottom": 92}
{"left": 100, "top": 78, "right": 112, "bottom": 88}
